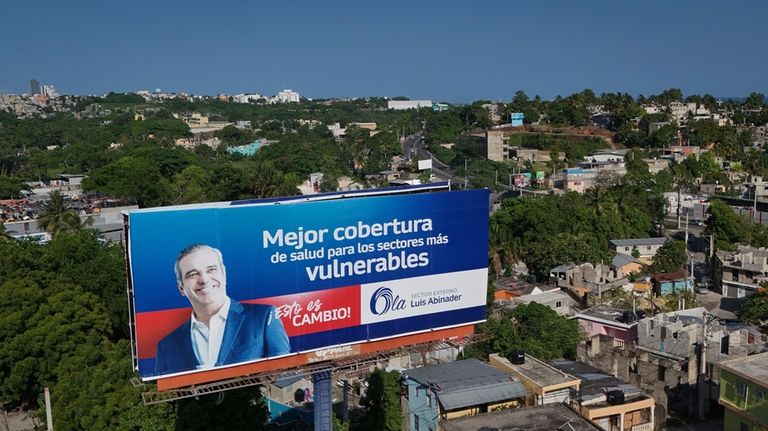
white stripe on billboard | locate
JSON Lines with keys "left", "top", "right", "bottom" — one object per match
{"left": 360, "top": 268, "right": 488, "bottom": 324}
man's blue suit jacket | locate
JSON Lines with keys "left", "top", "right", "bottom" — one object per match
{"left": 154, "top": 300, "right": 291, "bottom": 375}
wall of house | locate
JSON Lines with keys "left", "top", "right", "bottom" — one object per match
{"left": 579, "top": 320, "right": 635, "bottom": 342}
{"left": 720, "top": 369, "right": 768, "bottom": 430}
{"left": 405, "top": 379, "right": 440, "bottom": 431}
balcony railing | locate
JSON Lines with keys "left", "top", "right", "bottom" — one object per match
{"left": 631, "top": 422, "right": 653, "bottom": 431}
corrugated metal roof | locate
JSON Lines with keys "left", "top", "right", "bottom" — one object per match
{"left": 610, "top": 237, "right": 666, "bottom": 247}
{"left": 438, "top": 381, "right": 528, "bottom": 411}
{"left": 405, "top": 359, "right": 529, "bottom": 410}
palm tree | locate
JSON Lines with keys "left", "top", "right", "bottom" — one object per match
{"left": 36, "top": 191, "right": 84, "bottom": 237}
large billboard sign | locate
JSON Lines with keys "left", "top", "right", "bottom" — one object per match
{"left": 127, "top": 186, "right": 489, "bottom": 381}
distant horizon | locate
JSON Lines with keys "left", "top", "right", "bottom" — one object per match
{"left": 3, "top": 85, "right": 764, "bottom": 105}
{"left": 2, "top": 1, "right": 766, "bottom": 101}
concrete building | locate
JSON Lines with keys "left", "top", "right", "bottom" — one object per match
{"left": 276, "top": 89, "right": 300, "bottom": 103}
{"left": 610, "top": 238, "right": 667, "bottom": 262}
{"left": 443, "top": 403, "right": 601, "bottom": 431}
{"left": 481, "top": 103, "right": 501, "bottom": 124}
{"left": 736, "top": 125, "right": 768, "bottom": 148}
{"left": 612, "top": 254, "right": 644, "bottom": 278}
{"left": 550, "top": 359, "right": 656, "bottom": 431}
{"left": 651, "top": 269, "right": 693, "bottom": 295}
{"left": 644, "top": 158, "right": 671, "bottom": 174}
{"left": 387, "top": 100, "right": 432, "bottom": 110}
{"left": 511, "top": 289, "right": 580, "bottom": 316}
{"left": 714, "top": 244, "right": 768, "bottom": 298}
{"left": 634, "top": 308, "right": 766, "bottom": 421}
{"left": 577, "top": 306, "right": 639, "bottom": 352}
{"left": 718, "top": 352, "right": 768, "bottom": 431}
{"left": 550, "top": 262, "right": 627, "bottom": 301}
{"left": 403, "top": 359, "right": 528, "bottom": 431}
{"left": 226, "top": 140, "right": 262, "bottom": 156}
{"left": 489, "top": 353, "right": 581, "bottom": 406}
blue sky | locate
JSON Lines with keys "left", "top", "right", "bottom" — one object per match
{"left": 2, "top": 0, "right": 766, "bottom": 102}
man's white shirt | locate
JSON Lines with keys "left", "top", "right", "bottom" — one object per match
{"left": 190, "top": 297, "right": 231, "bottom": 369}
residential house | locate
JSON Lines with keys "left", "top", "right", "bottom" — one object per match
{"left": 651, "top": 269, "right": 693, "bottom": 295}
{"left": 610, "top": 238, "right": 667, "bottom": 263}
{"left": 493, "top": 276, "right": 551, "bottom": 303}
{"left": 718, "top": 352, "right": 768, "bottom": 431}
{"left": 634, "top": 308, "right": 767, "bottom": 421}
{"left": 549, "top": 359, "right": 656, "bottom": 431}
{"left": 714, "top": 244, "right": 768, "bottom": 298}
{"left": 403, "top": 359, "right": 529, "bottom": 431}
{"left": 510, "top": 289, "right": 580, "bottom": 316}
{"left": 489, "top": 353, "right": 581, "bottom": 406}
{"left": 550, "top": 263, "right": 628, "bottom": 304}
{"left": 644, "top": 158, "right": 671, "bottom": 175}
{"left": 612, "top": 254, "right": 644, "bottom": 278}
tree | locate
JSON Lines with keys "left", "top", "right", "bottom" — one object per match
{"left": 82, "top": 156, "right": 168, "bottom": 207}
{"left": 488, "top": 302, "right": 581, "bottom": 361}
{"left": 0, "top": 176, "right": 31, "bottom": 199}
{"left": 47, "top": 340, "right": 175, "bottom": 431}
{"left": 36, "top": 191, "right": 86, "bottom": 237}
{"left": 649, "top": 240, "right": 687, "bottom": 273}
{"left": 705, "top": 199, "right": 751, "bottom": 250}
{"left": 739, "top": 288, "right": 768, "bottom": 333}
{"left": 175, "top": 386, "right": 269, "bottom": 431}
{"left": 167, "top": 165, "right": 210, "bottom": 205}
{"left": 0, "top": 277, "right": 112, "bottom": 406}
{"left": 359, "top": 368, "right": 402, "bottom": 431}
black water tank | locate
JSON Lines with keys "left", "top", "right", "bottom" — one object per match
{"left": 636, "top": 310, "right": 647, "bottom": 319}
{"left": 508, "top": 350, "right": 525, "bottom": 364}
{"left": 607, "top": 390, "right": 625, "bottom": 405}
{"left": 621, "top": 311, "right": 636, "bottom": 324}
{"left": 294, "top": 388, "right": 305, "bottom": 403}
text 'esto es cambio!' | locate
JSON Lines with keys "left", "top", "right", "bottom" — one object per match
{"left": 262, "top": 218, "right": 449, "bottom": 281}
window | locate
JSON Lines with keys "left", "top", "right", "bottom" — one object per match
{"left": 735, "top": 381, "right": 747, "bottom": 399}
{"left": 721, "top": 335, "right": 730, "bottom": 355}
{"left": 658, "top": 365, "right": 666, "bottom": 382}
{"left": 755, "top": 389, "right": 765, "bottom": 402}
{"left": 732, "top": 270, "right": 739, "bottom": 281}
{"left": 647, "top": 246, "right": 652, "bottom": 251}
{"left": 625, "top": 247, "right": 630, "bottom": 252}
{"left": 556, "top": 301, "right": 562, "bottom": 308}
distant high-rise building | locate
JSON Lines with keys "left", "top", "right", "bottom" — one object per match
{"left": 277, "top": 89, "right": 300, "bottom": 103}
{"left": 30, "top": 79, "right": 41, "bottom": 95}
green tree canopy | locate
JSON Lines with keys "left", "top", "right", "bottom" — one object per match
{"left": 359, "top": 368, "right": 402, "bottom": 431}
{"left": 487, "top": 302, "right": 581, "bottom": 361}
{"left": 37, "top": 191, "right": 87, "bottom": 237}
{"left": 649, "top": 240, "right": 687, "bottom": 273}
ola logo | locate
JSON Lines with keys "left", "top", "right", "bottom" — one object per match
{"left": 370, "top": 287, "right": 406, "bottom": 315}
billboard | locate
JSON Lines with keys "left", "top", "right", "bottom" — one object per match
{"left": 127, "top": 187, "right": 489, "bottom": 381}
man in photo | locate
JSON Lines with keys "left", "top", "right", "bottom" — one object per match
{"left": 155, "top": 244, "right": 290, "bottom": 375}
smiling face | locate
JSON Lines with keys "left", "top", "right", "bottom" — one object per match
{"left": 176, "top": 246, "right": 227, "bottom": 318}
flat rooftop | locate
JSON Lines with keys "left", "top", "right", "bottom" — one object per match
{"left": 499, "top": 354, "right": 579, "bottom": 388}
{"left": 719, "top": 352, "right": 768, "bottom": 387}
{"left": 549, "top": 359, "right": 642, "bottom": 401}
{"left": 442, "top": 403, "right": 600, "bottom": 431}
{"left": 577, "top": 305, "right": 634, "bottom": 327}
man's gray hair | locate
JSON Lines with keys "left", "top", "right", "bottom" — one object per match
{"left": 174, "top": 244, "right": 226, "bottom": 283}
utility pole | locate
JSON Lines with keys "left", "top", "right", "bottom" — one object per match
{"left": 44, "top": 387, "right": 53, "bottom": 431}
{"left": 754, "top": 181, "right": 759, "bottom": 223}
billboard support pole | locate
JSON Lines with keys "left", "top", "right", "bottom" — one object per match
{"left": 342, "top": 380, "right": 349, "bottom": 423}
{"left": 312, "top": 370, "right": 333, "bottom": 431}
